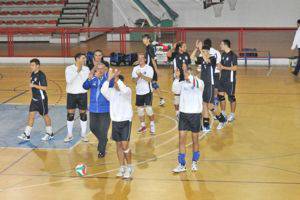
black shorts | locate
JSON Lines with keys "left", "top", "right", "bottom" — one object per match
{"left": 178, "top": 112, "right": 202, "bottom": 133}
{"left": 29, "top": 97, "right": 49, "bottom": 116}
{"left": 136, "top": 92, "right": 153, "bottom": 107}
{"left": 203, "top": 83, "right": 214, "bottom": 104}
{"left": 67, "top": 93, "right": 87, "bottom": 110}
{"left": 219, "top": 80, "right": 236, "bottom": 96}
{"left": 213, "top": 73, "right": 220, "bottom": 90}
{"left": 112, "top": 121, "right": 132, "bottom": 142}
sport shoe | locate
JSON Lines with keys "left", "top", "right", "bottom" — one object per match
{"left": 159, "top": 98, "right": 166, "bottom": 106}
{"left": 203, "top": 126, "right": 211, "bottom": 134}
{"left": 172, "top": 164, "right": 186, "bottom": 173}
{"left": 137, "top": 126, "right": 147, "bottom": 134}
{"left": 150, "top": 123, "right": 155, "bottom": 135}
{"left": 217, "top": 122, "right": 226, "bottom": 130}
{"left": 191, "top": 161, "right": 198, "bottom": 171}
{"left": 41, "top": 133, "right": 54, "bottom": 141}
{"left": 123, "top": 166, "right": 133, "bottom": 179}
{"left": 18, "top": 133, "right": 30, "bottom": 141}
{"left": 81, "top": 136, "right": 89, "bottom": 142}
{"left": 64, "top": 136, "right": 73, "bottom": 143}
{"left": 228, "top": 114, "right": 235, "bottom": 122}
{"left": 116, "top": 166, "right": 126, "bottom": 177}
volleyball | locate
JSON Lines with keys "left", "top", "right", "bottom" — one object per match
{"left": 75, "top": 163, "right": 87, "bottom": 177}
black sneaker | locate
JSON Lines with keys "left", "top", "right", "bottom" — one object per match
{"left": 18, "top": 133, "right": 30, "bottom": 141}
{"left": 98, "top": 152, "right": 105, "bottom": 158}
{"left": 291, "top": 71, "right": 298, "bottom": 76}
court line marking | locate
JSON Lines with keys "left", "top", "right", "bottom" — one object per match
{"left": 0, "top": 134, "right": 205, "bottom": 192}
{"left": 0, "top": 90, "right": 28, "bottom": 105}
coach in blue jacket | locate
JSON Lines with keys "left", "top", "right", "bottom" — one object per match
{"left": 83, "top": 63, "right": 113, "bottom": 158}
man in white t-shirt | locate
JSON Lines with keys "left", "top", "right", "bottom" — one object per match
{"left": 64, "top": 53, "right": 90, "bottom": 143}
{"left": 291, "top": 19, "right": 300, "bottom": 76}
{"left": 172, "top": 67, "right": 204, "bottom": 173}
{"left": 132, "top": 54, "right": 155, "bottom": 134}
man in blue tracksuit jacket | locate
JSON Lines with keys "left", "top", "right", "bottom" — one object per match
{"left": 83, "top": 63, "right": 113, "bottom": 158}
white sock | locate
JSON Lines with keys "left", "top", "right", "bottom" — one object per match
{"left": 150, "top": 121, "right": 155, "bottom": 126}
{"left": 141, "top": 122, "right": 146, "bottom": 127}
{"left": 24, "top": 126, "right": 32, "bottom": 136}
{"left": 230, "top": 112, "right": 235, "bottom": 117}
{"left": 80, "top": 120, "right": 87, "bottom": 137}
{"left": 221, "top": 110, "right": 226, "bottom": 116}
{"left": 67, "top": 121, "right": 74, "bottom": 137}
{"left": 45, "top": 126, "right": 53, "bottom": 135}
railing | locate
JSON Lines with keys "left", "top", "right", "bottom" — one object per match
{"left": 0, "top": 27, "right": 296, "bottom": 57}
{"left": 87, "top": 0, "right": 100, "bottom": 27}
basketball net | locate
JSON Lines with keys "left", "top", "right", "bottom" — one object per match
{"left": 227, "top": 0, "right": 237, "bottom": 10}
{"left": 213, "top": 3, "right": 223, "bottom": 17}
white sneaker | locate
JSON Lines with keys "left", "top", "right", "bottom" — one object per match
{"left": 159, "top": 98, "right": 166, "bottom": 106}
{"left": 18, "top": 133, "right": 30, "bottom": 141}
{"left": 64, "top": 136, "right": 73, "bottom": 143}
{"left": 191, "top": 161, "right": 198, "bottom": 171}
{"left": 203, "top": 127, "right": 211, "bottom": 134}
{"left": 116, "top": 166, "right": 126, "bottom": 177}
{"left": 172, "top": 164, "right": 186, "bottom": 173}
{"left": 123, "top": 166, "right": 133, "bottom": 179}
{"left": 150, "top": 123, "right": 155, "bottom": 135}
{"left": 228, "top": 114, "right": 235, "bottom": 122}
{"left": 41, "top": 133, "right": 54, "bottom": 141}
{"left": 81, "top": 136, "right": 89, "bottom": 142}
{"left": 217, "top": 122, "right": 226, "bottom": 130}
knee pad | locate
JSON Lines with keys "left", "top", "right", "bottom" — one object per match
{"left": 174, "top": 95, "right": 180, "bottom": 105}
{"left": 67, "top": 113, "right": 75, "bottom": 121}
{"left": 218, "top": 94, "right": 225, "bottom": 102}
{"left": 137, "top": 107, "right": 145, "bottom": 117}
{"left": 80, "top": 112, "right": 87, "bottom": 121}
{"left": 152, "top": 82, "right": 159, "bottom": 90}
{"left": 228, "top": 95, "right": 236, "bottom": 103}
{"left": 145, "top": 106, "right": 154, "bottom": 116}
{"left": 124, "top": 148, "right": 131, "bottom": 154}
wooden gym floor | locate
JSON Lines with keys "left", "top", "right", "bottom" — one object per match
{"left": 0, "top": 65, "right": 299, "bottom": 200}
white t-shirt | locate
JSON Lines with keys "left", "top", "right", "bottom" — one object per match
{"left": 210, "top": 47, "right": 221, "bottom": 73}
{"left": 65, "top": 64, "right": 90, "bottom": 94}
{"left": 172, "top": 75, "right": 204, "bottom": 114}
{"left": 101, "top": 80, "right": 133, "bottom": 122}
{"left": 132, "top": 64, "right": 154, "bottom": 95}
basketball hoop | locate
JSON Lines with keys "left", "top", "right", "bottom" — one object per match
{"left": 227, "top": 0, "right": 237, "bottom": 10}
{"left": 213, "top": 3, "right": 223, "bottom": 17}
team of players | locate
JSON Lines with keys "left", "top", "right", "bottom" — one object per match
{"left": 18, "top": 35, "right": 238, "bottom": 177}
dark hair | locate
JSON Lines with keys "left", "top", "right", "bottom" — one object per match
{"left": 94, "top": 49, "right": 103, "bottom": 55}
{"left": 202, "top": 45, "right": 210, "bottom": 51}
{"left": 74, "top": 52, "right": 86, "bottom": 60}
{"left": 30, "top": 58, "right": 40, "bottom": 66}
{"left": 142, "top": 34, "right": 151, "bottom": 40}
{"left": 203, "top": 38, "right": 212, "bottom": 48}
{"left": 222, "top": 39, "right": 231, "bottom": 48}
{"left": 118, "top": 75, "right": 125, "bottom": 82}
{"left": 298, "top": 19, "right": 300, "bottom": 24}
{"left": 175, "top": 41, "right": 185, "bottom": 52}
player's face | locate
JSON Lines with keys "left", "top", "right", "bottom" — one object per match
{"left": 94, "top": 65, "right": 105, "bottom": 77}
{"left": 181, "top": 43, "right": 187, "bottom": 52}
{"left": 142, "top": 37, "right": 149, "bottom": 45}
{"left": 94, "top": 52, "right": 102, "bottom": 62}
{"left": 77, "top": 55, "right": 86, "bottom": 66}
{"left": 138, "top": 55, "right": 146, "bottom": 65}
{"left": 30, "top": 62, "right": 39, "bottom": 72}
{"left": 220, "top": 41, "right": 226, "bottom": 51}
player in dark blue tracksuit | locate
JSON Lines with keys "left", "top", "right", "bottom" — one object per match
{"left": 83, "top": 63, "right": 114, "bottom": 158}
